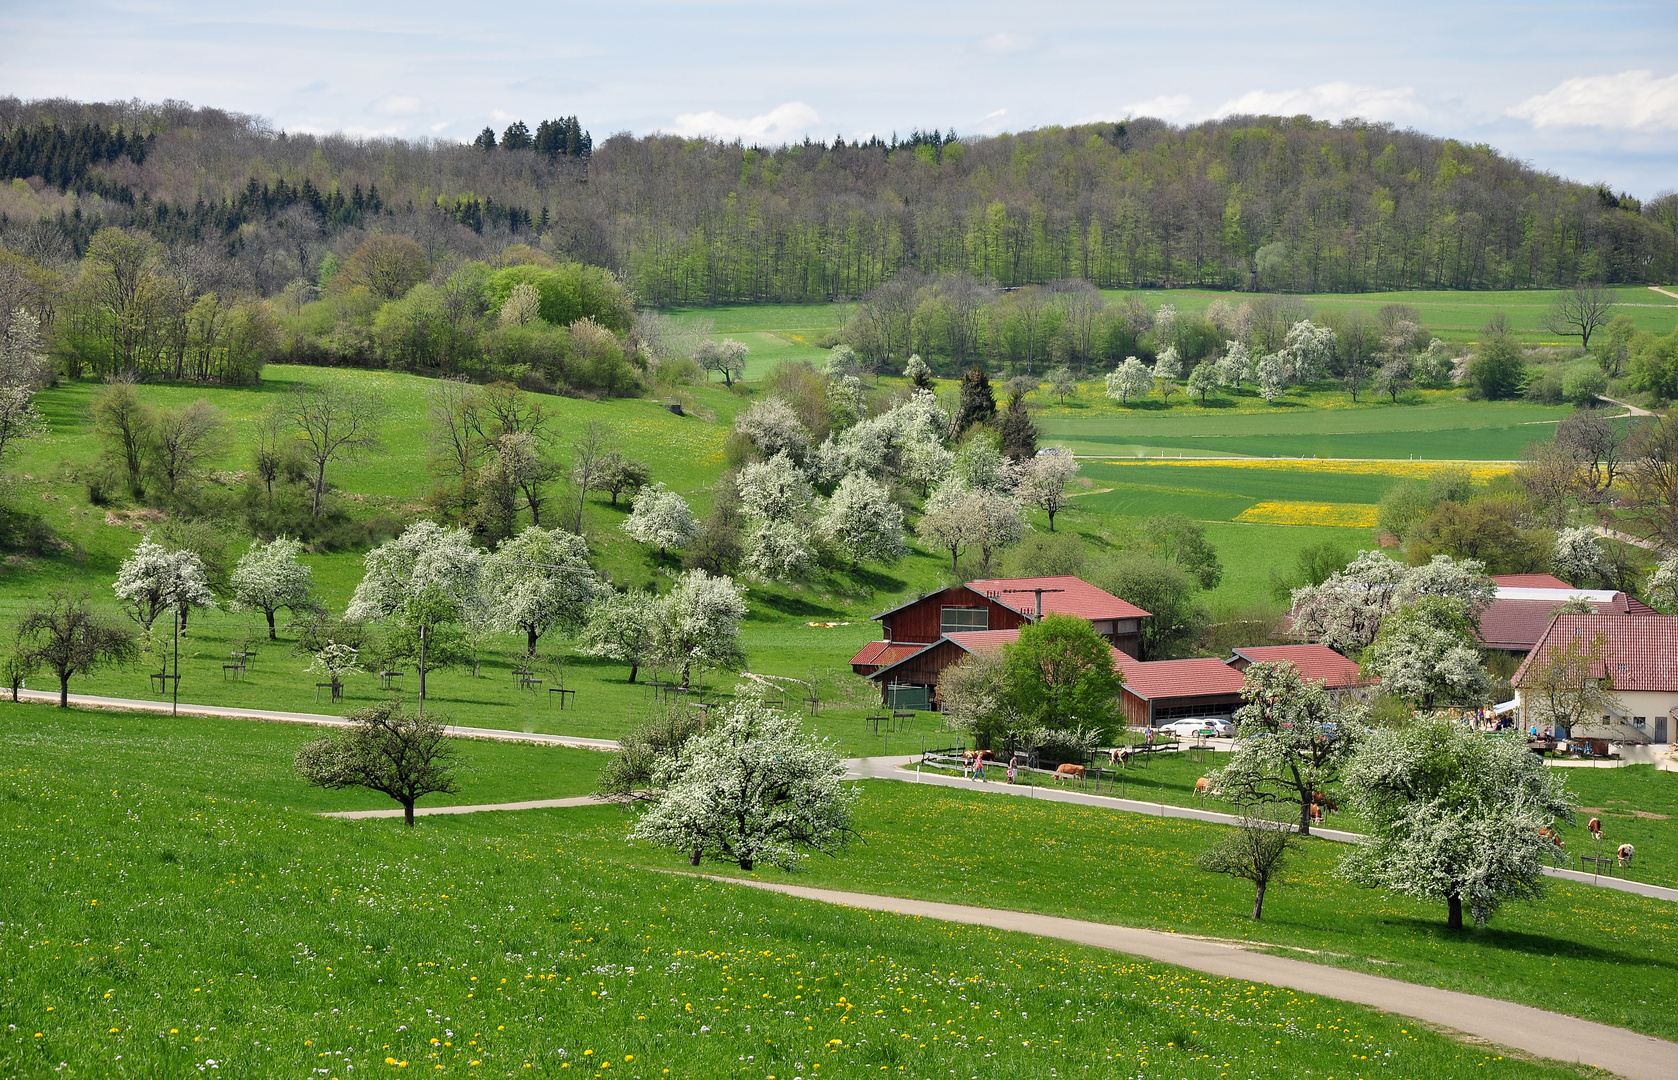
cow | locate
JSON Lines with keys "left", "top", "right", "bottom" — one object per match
{"left": 1618, "top": 843, "right": 1636, "bottom": 867}
{"left": 1054, "top": 763, "right": 1086, "bottom": 784}
{"left": 1309, "top": 803, "right": 1324, "bottom": 825}
{"left": 1310, "top": 791, "right": 1339, "bottom": 814}
{"left": 1194, "top": 776, "right": 1212, "bottom": 804}
{"left": 1537, "top": 827, "right": 1564, "bottom": 850}
{"left": 1587, "top": 817, "right": 1602, "bottom": 841}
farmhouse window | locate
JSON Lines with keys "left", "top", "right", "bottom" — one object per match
{"left": 940, "top": 607, "right": 988, "bottom": 634}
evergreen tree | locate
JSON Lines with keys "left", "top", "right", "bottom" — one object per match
{"left": 472, "top": 127, "right": 497, "bottom": 151}
{"left": 953, "top": 367, "right": 996, "bottom": 437}
{"left": 999, "top": 391, "right": 1037, "bottom": 461}
{"left": 501, "top": 121, "right": 534, "bottom": 151}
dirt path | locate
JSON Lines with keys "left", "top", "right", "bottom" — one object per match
{"left": 9, "top": 687, "right": 621, "bottom": 751}
{"left": 1650, "top": 285, "right": 1678, "bottom": 302}
{"left": 689, "top": 874, "right": 1678, "bottom": 1080}
{"left": 323, "top": 794, "right": 613, "bottom": 819}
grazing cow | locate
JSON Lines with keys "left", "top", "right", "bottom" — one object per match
{"left": 1054, "top": 763, "right": 1086, "bottom": 784}
{"left": 1587, "top": 817, "right": 1602, "bottom": 841}
{"left": 1194, "top": 776, "right": 1212, "bottom": 804}
{"left": 1309, "top": 803, "right": 1323, "bottom": 825}
{"left": 1618, "top": 843, "right": 1636, "bottom": 867}
{"left": 1537, "top": 827, "right": 1564, "bottom": 850}
{"left": 1310, "top": 791, "right": 1340, "bottom": 814}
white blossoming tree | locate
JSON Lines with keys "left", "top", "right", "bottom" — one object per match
{"left": 1281, "top": 319, "right": 1336, "bottom": 383}
{"left": 1339, "top": 715, "right": 1574, "bottom": 929}
{"left": 1016, "top": 449, "right": 1080, "bottom": 531}
{"left": 744, "top": 519, "right": 819, "bottom": 582}
{"left": 914, "top": 480, "right": 1026, "bottom": 574}
{"left": 1256, "top": 354, "right": 1287, "bottom": 402}
{"left": 1104, "top": 357, "right": 1151, "bottom": 404}
{"left": 695, "top": 338, "right": 749, "bottom": 386}
{"left": 737, "top": 451, "right": 819, "bottom": 582}
{"left": 1361, "top": 597, "right": 1495, "bottom": 710}
{"left": 630, "top": 692, "right": 857, "bottom": 870}
{"left": 114, "top": 539, "right": 216, "bottom": 635}
{"left": 581, "top": 588, "right": 660, "bottom": 683}
{"left": 229, "top": 536, "right": 316, "bottom": 639}
{"left": 1213, "top": 661, "right": 1365, "bottom": 836}
{"left": 306, "top": 641, "right": 363, "bottom": 699}
{"left": 1216, "top": 342, "right": 1250, "bottom": 389}
{"left": 1187, "top": 360, "right": 1218, "bottom": 403}
{"left": 1551, "top": 526, "right": 1610, "bottom": 588}
{"left": 1646, "top": 552, "right": 1678, "bottom": 613}
{"left": 0, "top": 308, "right": 47, "bottom": 470}
{"left": 622, "top": 482, "right": 698, "bottom": 557}
{"left": 653, "top": 569, "right": 748, "bottom": 686}
{"left": 903, "top": 353, "right": 933, "bottom": 386}
{"left": 819, "top": 472, "right": 905, "bottom": 569}
{"left": 346, "top": 521, "right": 485, "bottom": 712}
{"left": 1152, "top": 347, "right": 1183, "bottom": 402}
{"left": 1288, "top": 551, "right": 1492, "bottom": 655}
{"left": 734, "top": 396, "right": 812, "bottom": 462}
{"left": 484, "top": 526, "right": 596, "bottom": 655}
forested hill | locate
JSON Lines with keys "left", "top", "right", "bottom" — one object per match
{"left": 3, "top": 96, "right": 1676, "bottom": 304}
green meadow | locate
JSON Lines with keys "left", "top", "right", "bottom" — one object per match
{"left": 0, "top": 703, "right": 1640, "bottom": 1079}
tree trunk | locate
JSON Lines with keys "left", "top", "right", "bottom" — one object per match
{"left": 179, "top": 604, "right": 190, "bottom": 632}
{"left": 266, "top": 609, "right": 278, "bottom": 640}
{"left": 1047, "top": 508, "right": 1057, "bottom": 532}
{"left": 527, "top": 627, "right": 539, "bottom": 656}
{"left": 418, "top": 625, "right": 428, "bottom": 716}
{"left": 950, "top": 549, "right": 959, "bottom": 574}
{"left": 403, "top": 799, "right": 416, "bottom": 828}
{"left": 628, "top": 660, "right": 639, "bottom": 684}
{"left": 58, "top": 675, "right": 69, "bottom": 708}
{"left": 313, "top": 459, "right": 327, "bottom": 517}
{"left": 739, "top": 857, "right": 753, "bottom": 871}
{"left": 689, "top": 846, "right": 702, "bottom": 866}
{"left": 1447, "top": 892, "right": 1463, "bottom": 930}
{"left": 1252, "top": 879, "right": 1267, "bottom": 920}
{"left": 1298, "top": 798, "right": 1312, "bottom": 837}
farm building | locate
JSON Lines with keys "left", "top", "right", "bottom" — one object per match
{"left": 1227, "top": 644, "right": 1376, "bottom": 699}
{"left": 850, "top": 576, "right": 1150, "bottom": 710}
{"left": 1479, "top": 580, "right": 1658, "bottom": 657}
{"left": 1116, "top": 657, "right": 1248, "bottom": 726}
{"left": 1511, "top": 613, "right": 1678, "bottom": 744}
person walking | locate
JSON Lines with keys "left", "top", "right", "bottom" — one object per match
{"left": 1006, "top": 756, "right": 1018, "bottom": 785}
{"left": 973, "top": 752, "right": 987, "bottom": 782}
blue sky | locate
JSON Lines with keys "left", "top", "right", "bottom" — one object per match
{"left": 4, "top": 1, "right": 1676, "bottom": 196}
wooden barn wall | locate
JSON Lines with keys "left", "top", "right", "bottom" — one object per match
{"left": 882, "top": 587, "right": 1023, "bottom": 643}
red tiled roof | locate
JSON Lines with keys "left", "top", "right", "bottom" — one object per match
{"left": 1513, "top": 613, "right": 1678, "bottom": 692}
{"left": 1480, "top": 592, "right": 1659, "bottom": 652}
{"left": 1492, "top": 573, "right": 1575, "bottom": 589}
{"left": 943, "top": 629, "right": 1135, "bottom": 665}
{"left": 1117, "top": 657, "right": 1248, "bottom": 701}
{"left": 849, "top": 641, "right": 923, "bottom": 669}
{"left": 1228, "top": 645, "right": 1372, "bottom": 688}
{"left": 965, "top": 576, "right": 1151, "bottom": 621}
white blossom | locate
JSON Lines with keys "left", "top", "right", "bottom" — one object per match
{"left": 621, "top": 482, "right": 698, "bottom": 556}
{"left": 1551, "top": 526, "right": 1610, "bottom": 588}
{"left": 229, "top": 536, "right": 316, "bottom": 639}
{"left": 734, "top": 396, "right": 811, "bottom": 462}
{"left": 1104, "top": 357, "right": 1151, "bottom": 404}
{"left": 737, "top": 452, "right": 815, "bottom": 524}
{"left": 819, "top": 471, "right": 905, "bottom": 568}
{"left": 484, "top": 526, "right": 595, "bottom": 654}
{"left": 114, "top": 539, "right": 216, "bottom": 633}
{"left": 629, "top": 691, "right": 857, "bottom": 871}
{"left": 346, "top": 521, "right": 484, "bottom": 627}
{"left": 1280, "top": 319, "right": 1336, "bottom": 383}
{"left": 652, "top": 569, "right": 748, "bottom": 684}
{"left": 1256, "top": 354, "right": 1287, "bottom": 402}
{"left": 1016, "top": 449, "right": 1080, "bottom": 531}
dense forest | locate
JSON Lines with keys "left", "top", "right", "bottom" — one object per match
{"left": 2, "top": 97, "right": 1676, "bottom": 311}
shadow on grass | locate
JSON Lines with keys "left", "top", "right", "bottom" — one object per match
{"left": 750, "top": 591, "right": 848, "bottom": 619}
{"left": 1360, "top": 915, "right": 1678, "bottom": 972}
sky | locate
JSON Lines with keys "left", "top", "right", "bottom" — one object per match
{"left": 3, "top": 0, "right": 1676, "bottom": 197}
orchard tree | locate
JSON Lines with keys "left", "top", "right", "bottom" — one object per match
{"left": 0, "top": 308, "right": 46, "bottom": 471}
{"left": 653, "top": 569, "right": 748, "bottom": 687}
{"left": 1518, "top": 627, "right": 1622, "bottom": 735}
{"left": 295, "top": 701, "right": 460, "bottom": 827}
{"left": 915, "top": 480, "right": 1025, "bottom": 574}
{"left": 938, "top": 650, "right": 1015, "bottom": 748}
{"left": 1339, "top": 715, "right": 1573, "bottom": 929}
{"left": 581, "top": 587, "right": 660, "bottom": 683}
{"left": 819, "top": 472, "right": 905, "bottom": 569}
{"left": 484, "top": 526, "right": 596, "bottom": 655}
{"left": 1187, "top": 360, "right": 1218, "bottom": 403}
{"left": 1543, "top": 281, "right": 1615, "bottom": 350}
{"left": 1214, "top": 661, "right": 1364, "bottom": 836}
{"left": 1197, "top": 815, "right": 1294, "bottom": 920}
{"left": 113, "top": 539, "right": 215, "bottom": 634}
{"left": 737, "top": 451, "right": 815, "bottom": 525}
{"left": 1017, "top": 450, "right": 1080, "bottom": 531}
{"left": 622, "top": 482, "right": 698, "bottom": 557}
{"left": 695, "top": 339, "right": 749, "bottom": 386}
{"left": 1288, "top": 551, "right": 1492, "bottom": 656}
{"left": 1281, "top": 319, "right": 1336, "bottom": 383}
{"left": 346, "top": 521, "right": 485, "bottom": 712}
{"left": 744, "top": 519, "right": 819, "bottom": 582}
{"left": 1551, "top": 526, "right": 1610, "bottom": 588}
{"left": 597, "top": 452, "right": 650, "bottom": 506}
{"left": 17, "top": 593, "right": 138, "bottom": 707}
{"left": 1361, "top": 597, "right": 1494, "bottom": 711}
{"left": 904, "top": 353, "right": 934, "bottom": 390}
{"left": 1047, "top": 366, "right": 1077, "bottom": 404}
{"left": 1256, "top": 355, "right": 1287, "bottom": 402}
{"left": 1153, "top": 347, "right": 1183, "bottom": 402}
{"left": 735, "top": 397, "right": 812, "bottom": 462}
{"left": 229, "top": 536, "right": 317, "bottom": 639}
{"left": 630, "top": 692, "right": 856, "bottom": 870}
{"left": 1373, "top": 358, "right": 1412, "bottom": 403}
{"left": 1647, "top": 552, "right": 1678, "bottom": 613}
{"left": 1104, "top": 357, "right": 1151, "bottom": 404}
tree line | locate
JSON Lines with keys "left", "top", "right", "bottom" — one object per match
{"left": 2, "top": 98, "right": 1674, "bottom": 310}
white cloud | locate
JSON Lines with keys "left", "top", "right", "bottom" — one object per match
{"left": 984, "top": 108, "right": 1007, "bottom": 120}
{"left": 976, "top": 33, "right": 1041, "bottom": 57}
{"left": 1087, "top": 95, "right": 1194, "bottom": 123}
{"left": 375, "top": 95, "right": 421, "bottom": 115}
{"left": 1508, "top": 70, "right": 1678, "bottom": 131}
{"left": 669, "top": 101, "right": 819, "bottom": 141}
{"left": 1211, "top": 82, "right": 1425, "bottom": 123}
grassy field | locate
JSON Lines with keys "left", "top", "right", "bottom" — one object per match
{"left": 0, "top": 705, "right": 1587, "bottom": 1080}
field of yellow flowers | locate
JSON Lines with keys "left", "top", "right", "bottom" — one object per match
{"left": 0, "top": 705, "right": 1604, "bottom": 1080}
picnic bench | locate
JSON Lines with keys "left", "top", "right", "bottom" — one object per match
{"left": 150, "top": 672, "right": 181, "bottom": 693}
{"left": 315, "top": 680, "right": 343, "bottom": 703}
{"left": 1579, "top": 854, "right": 1616, "bottom": 877}
{"left": 548, "top": 687, "right": 576, "bottom": 709}
{"left": 222, "top": 662, "right": 245, "bottom": 681}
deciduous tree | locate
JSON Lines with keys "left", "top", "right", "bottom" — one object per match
{"left": 229, "top": 536, "right": 317, "bottom": 639}
{"left": 295, "top": 701, "right": 460, "bottom": 827}
{"left": 484, "top": 526, "right": 595, "bottom": 655}
{"left": 17, "top": 592, "right": 138, "bottom": 707}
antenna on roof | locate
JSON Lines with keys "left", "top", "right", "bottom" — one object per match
{"left": 1001, "top": 586, "right": 1065, "bottom": 620}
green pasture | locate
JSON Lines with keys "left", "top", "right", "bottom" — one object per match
{"left": 1037, "top": 395, "right": 1571, "bottom": 461}
{"left": 667, "top": 301, "right": 843, "bottom": 379}
{"left": 679, "top": 780, "right": 1678, "bottom": 1045}
{"left": 1, "top": 707, "right": 1583, "bottom": 1080}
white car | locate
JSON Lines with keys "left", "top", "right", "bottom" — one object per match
{"left": 1157, "top": 718, "right": 1233, "bottom": 739}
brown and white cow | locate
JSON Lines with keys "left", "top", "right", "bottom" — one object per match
{"left": 1618, "top": 843, "right": 1636, "bottom": 867}
{"left": 1054, "top": 763, "right": 1086, "bottom": 784}
{"left": 1587, "top": 817, "right": 1602, "bottom": 841}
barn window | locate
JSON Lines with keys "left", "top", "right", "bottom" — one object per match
{"left": 940, "top": 607, "right": 988, "bottom": 634}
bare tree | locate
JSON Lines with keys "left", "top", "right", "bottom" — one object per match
{"left": 1007, "top": 285, "right": 1049, "bottom": 375}
{"left": 1196, "top": 813, "right": 1294, "bottom": 919}
{"left": 1050, "top": 279, "right": 1103, "bottom": 364}
{"left": 92, "top": 377, "right": 155, "bottom": 500}
{"left": 1544, "top": 281, "right": 1615, "bottom": 349}
{"left": 147, "top": 399, "right": 225, "bottom": 503}
{"left": 427, "top": 378, "right": 483, "bottom": 516}
{"left": 286, "top": 383, "right": 386, "bottom": 517}
{"left": 570, "top": 420, "right": 610, "bottom": 533}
